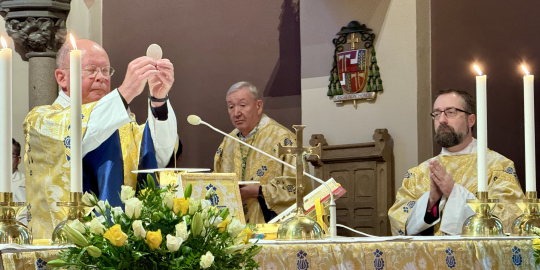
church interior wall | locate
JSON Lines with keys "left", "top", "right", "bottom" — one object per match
{"left": 102, "top": 0, "right": 302, "bottom": 170}
{"left": 431, "top": 1, "right": 540, "bottom": 189}
{"left": 300, "top": 0, "right": 420, "bottom": 191}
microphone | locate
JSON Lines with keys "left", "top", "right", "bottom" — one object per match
{"left": 187, "top": 115, "right": 338, "bottom": 238}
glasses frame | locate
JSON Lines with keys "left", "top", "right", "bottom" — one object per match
{"left": 61, "top": 66, "right": 115, "bottom": 78}
{"left": 430, "top": 107, "right": 471, "bottom": 120}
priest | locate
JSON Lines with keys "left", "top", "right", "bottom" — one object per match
{"left": 388, "top": 89, "right": 524, "bottom": 236}
{"left": 214, "top": 81, "right": 309, "bottom": 223}
{"left": 23, "top": 39, "right": 177, "bottom": 239}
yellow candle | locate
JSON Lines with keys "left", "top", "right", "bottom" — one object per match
{"left": 69, "top": 34, "right": 82, "bottom": 193}
{"left": 0, "top": 37, "right": 12, "bottom": 193}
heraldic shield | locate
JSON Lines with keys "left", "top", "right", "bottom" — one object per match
{"left": 337, "top": 49, "right": 369, "bottom": 94}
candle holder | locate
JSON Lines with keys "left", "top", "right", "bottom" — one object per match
{"left": 52, "top": 192, "right": 93, "bottom": 244}
{"left": 0, "top": 192, "right": 32, "bottom": 245}
{"left": 511, "top": 191, "right": 540, "bottom": 236}
{"left": 461, "top": 191, "right": 505, "bottom": 237}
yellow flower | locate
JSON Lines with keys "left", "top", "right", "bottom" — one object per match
{"left": 534, "top": 238, "right": 540, "bottom": 250}
{"left": 173, "top": 197, "right": 190, "bottom": 215}
{"left": 146, "top": 229, "right": 163, "bottom": 250}
{"left": 103, "top": 224, "right": 128, "bottom": 247}
{"left": 235, "top": 227, "right": 253, "bottom": 245}
{"left": 217, "top": 218, "right": 230, "bottom": 233}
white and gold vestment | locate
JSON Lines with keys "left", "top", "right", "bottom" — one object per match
{"left": 214, "top": 114, "right": 310, "bottom": 224}
{"left": 389, "top": 139, "right": 525, "bottom": 235}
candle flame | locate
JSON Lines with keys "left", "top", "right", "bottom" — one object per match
{"left": 521, "top": 65, "right": 530, "bottom": 76}
{"left": 69, "top": 33, "right": 77, "bottom": 50}
{"left": 473, "top": 65, "right": 483, "bottom": 76}
{"left": 0, "top": 37, "right": 6, "bottom": 49}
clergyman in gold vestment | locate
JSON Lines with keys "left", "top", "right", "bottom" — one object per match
{"left": 214, "top": 81, "right": 309, "bottom": 224}
{"left": 388, "top": 89, "right": 524, "bottom": 236}
{"left": 23, "top": 40, "right": 177, "bottom": 239}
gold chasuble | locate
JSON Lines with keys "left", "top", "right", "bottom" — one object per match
{"left": 23, "top": 100, "right": 145, "bottom": 239}
{"left": 388, "top": 149, "right": 524, "bottom": 236}
{"left": 214, "top": 114, "right": 309, "bottom": 224}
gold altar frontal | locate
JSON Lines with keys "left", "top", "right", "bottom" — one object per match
{"left": 1, "top": 237, "right": 538, "bottom": 269}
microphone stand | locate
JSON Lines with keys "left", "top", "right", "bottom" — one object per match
{"left": 189, "top": 116, "right": 337, "bottom": 238}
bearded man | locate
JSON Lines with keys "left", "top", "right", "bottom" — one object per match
{"left": 388, "top": 89, "right": 524, "bottom": 236}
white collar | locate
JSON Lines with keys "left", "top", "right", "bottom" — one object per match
{"left": 56, "top": 90, "right": 71, "bottom": 109}
{"left": 238, "top": 114, "right": 270, "bottom": 141}
{"left": 440, "top": 138, "right": 477, "bottom": 156}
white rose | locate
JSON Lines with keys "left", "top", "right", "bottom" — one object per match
{"left": 189, "top": 199, "right": 200, "bottom": 215}
{"left": 81, "top": 192, "right": 96, "bottom": 206}
{"left": 166, "top": 234, "right": 183, "bottom": 252}
{"left": 227, "top": 218, "right": 244, "bottom": 238}
{"left": 70, "top": 219, "right": 86, "bottom": 234}
{"left": 121, "top": 185, "right": 136, "bottom": 203}
{"left": 175, "top": 221, "right": 189, "bottom": 239}
{"left": 125, "top": 198, "right": 143, "bottom": 219}
{"left": 162, "top": 192, "right": 174, "bottom": 210}
{"left": 132, "top": 220, "right": 146, "bottom": 239}
{"left": 96, "top": 200, "right": 109, "bottom": 214}
{"left": 111, "top": 207, "right": 124, "bottom": 220}
{"left": 201, "top": 200, "right": 211, "bottom": 210}
{"left": 200, "top": 251, "right": 214, "bottom": 269}
{"left": 212, "top": 216, "right": 223, "bottom": 227}
{"left": 89, "top": 218, "right": 106, "bottom": 235}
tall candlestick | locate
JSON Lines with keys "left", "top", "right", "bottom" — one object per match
{"left": 0, "top": 37, "right": 12, "bottom": 193}
{"left": 522, "top": 65, "right": 536, "bottom": 192}
{"left": 474, "top": 65, "right": 488, "bottom": 192}
{"left": 69, "top": 34, "right": 82, "bottom": 193}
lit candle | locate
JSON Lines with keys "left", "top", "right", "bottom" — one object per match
{"left": 0, "top": 36, "right": 12, "bottom": 193}
{"left": 474, "top": 65, "right": 488, "bottom": 192}
{"left": 522, "top": 65, "right": 536, "bottom": 192}
{"left": 70, "top": 34, "right": 82, "bottom": 193}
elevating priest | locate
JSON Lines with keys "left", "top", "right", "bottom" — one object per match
{"left": 388, "top": 89, "right": 524, "bottom": 236}
{"left": 214, "top": 81, "right": 310, "bottom": 224}
{"left": 23, "top": 39, "right": 177, "bottom": 239}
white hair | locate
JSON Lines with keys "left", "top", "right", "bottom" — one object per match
{"left": 226, "top": 81, "right": 260, "bottom": 100}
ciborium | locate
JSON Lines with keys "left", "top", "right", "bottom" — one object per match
{"left": 52, "top": 192, "right": 93, "bottom": 243}
{"left": 511, "top": 191, "right": 540, "bottom": 236}
{"left": 461, "top": 191, "right": 504, "bottom": 237}
{"left": 0, "top": 192, "right": 32, "bottom": 244}
{"left": 276, "top": 125, "right": 324, "bottom": 240}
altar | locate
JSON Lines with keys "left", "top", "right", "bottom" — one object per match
{"left": 0, "top": 237, "right": 538, "bottom": 270}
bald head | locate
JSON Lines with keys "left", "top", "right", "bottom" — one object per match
{"left": 56, "top": 39, "right": 108, "bottom": 69}
{"left": 55, "top": 39, "right": 112, "bottom": 104}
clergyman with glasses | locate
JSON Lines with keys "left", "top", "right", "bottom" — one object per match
{"left": 23, "top": 39, "right": 178, "bottom": 239}
{"left": 388, "top": 89, "right": 524, "bottom": 236}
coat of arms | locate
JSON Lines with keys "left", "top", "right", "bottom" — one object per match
{"left": 329, "top": 21, "right": 383, "bottom": 108}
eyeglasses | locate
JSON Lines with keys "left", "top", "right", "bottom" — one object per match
{"left": 82, "top": 66, "right": 115, "bottom": 78}
{"left": 63, "top": 66, "right": 115, "bottom": 78}
{"left": 430, "top": 107, "right": 471, "bottom": 120}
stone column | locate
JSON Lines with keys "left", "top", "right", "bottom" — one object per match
{"left": 0, "top": 0, "right": 70, "bottom": 109}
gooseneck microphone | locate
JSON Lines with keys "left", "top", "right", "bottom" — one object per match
{"left": 187, "top": 115, "right": 341, "bottom": 237}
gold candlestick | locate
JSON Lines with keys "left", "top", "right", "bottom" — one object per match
{"left": 52, "top": 192, "right": 93, "bottom": 243}
{"left": 511, "top": 191, "right": 540, "bottom": 236}
{"left": 461, "top": 191, "right": 504, "bottom": 237}
{"left": 0, "top": 192, "right": 32, "bottom": 244}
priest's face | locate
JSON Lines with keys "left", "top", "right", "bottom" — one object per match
{"left": 227, "top": 87, "right": 263, "bottom": 136}
{"left": 433, "top": 93, "right": 474, "bottom": 148}
{"left": 56, "top": 40, "right": 111, "bottom": 104}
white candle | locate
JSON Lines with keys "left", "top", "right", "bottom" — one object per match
{"left": 69, "top": 34, "right": 82, "bottom": 193}
{"left": 522, "top": 65, "right": 536, "bottom": 192}
{"left": 474, "top": 65, "right": 488, "bottom": 192}
{"left": 0, "top": 37, "right": 12, "bottom": 193}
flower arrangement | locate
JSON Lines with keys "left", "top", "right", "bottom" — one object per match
{"left": 534, "top": 228, "right": 540, "bottom": 264}
{"left": 48, "top": 175, "right": 261, "bottom": 270}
